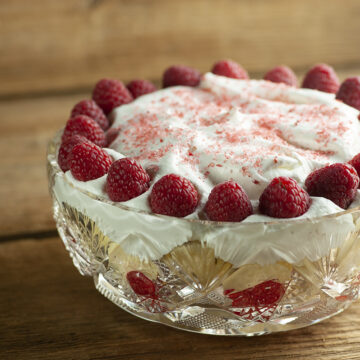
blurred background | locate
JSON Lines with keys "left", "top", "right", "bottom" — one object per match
{"left": 1, "top": 0, "right": 360, "bottom": 237}
{"left": 2, "top": 0, "right": 360, "bottom": 97}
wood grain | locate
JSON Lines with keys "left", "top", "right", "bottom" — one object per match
{"left": 1, "top": 0, "right": 360, "bottom": 97}
{"left": 0, "top": 237, "right": 360, "bottom": 360}
{"left": 0, "top": 93, "right": 87, "bottom": 237}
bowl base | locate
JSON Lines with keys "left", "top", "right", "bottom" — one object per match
{"left": 94, "top": 271, "right": 350, "bottom": 336}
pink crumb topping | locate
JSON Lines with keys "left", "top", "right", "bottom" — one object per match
{"left": 109, "top": 78, "right": 356, "bottom": 193}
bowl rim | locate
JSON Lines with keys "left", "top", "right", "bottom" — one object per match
{"left": 47, "top": 130, "right": 360, "bottom": 228}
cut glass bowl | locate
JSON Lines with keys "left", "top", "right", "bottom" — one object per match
{"left": 47, "top": 131, "right": 360, "bottom": 336}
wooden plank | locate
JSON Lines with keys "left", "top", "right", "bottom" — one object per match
{"left": 1, "top": 0, "right": 360, "bottom": 96}
{"left": 1, "top": 237, "right": 360, "bottom": 359}
{"left": 0, "top": 93, "right": 87, "bottom": 236}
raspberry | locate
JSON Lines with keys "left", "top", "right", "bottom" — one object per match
{"left": 205, "top": 181, "right": 253, "bottom": 222}
{"left": 349, "top": 153, "right": 360, "bottom": 180}
{"left": 259, "top": 177, "right": 310, "bottom": 218}
{"left": 126, "top": 271, "right": 156, "bottom": 298}
{"left": 105, "top": 127, "right": 121, "bottom": 147}
{"left": 71, "top": 99, "right": 109, "bottom": 130}
{"left": 162, "top": 65, "right": 201, "bottom": 88}
{"left": 92, "top": 78, "right": 133, "bottom": 115}
{"left": 62, "top": 115, "right": 106, "bottom": 147}
{"left": 305, "top": 163, "right": 359, "bottom": 209}
{"left": 69, "top": 142, "right": 113, "bottom": 181}
{"left": 211, "top": 59, "right": 249, "bottom": 80}
{"left": 127, "top": 79, "right": 157, "bottom": 99}
{"left": 58, "top": 135, "right": 90, "bottom": 172}
{"left": 226, "top": 280, "right": 285, "bottom": 308}
{"left": 302, "top": 64, "right": 340, "bottom": 93}
{"left": 106, "top": 158, "right": 150, "bottom": 202}
{"left": 149, "top": 174, "right": 199, "bottom": 217}
{"left": 263, "top": 65, "right": 298, "bottom": 86}
{"left": 336, "top": 77, "right": 360, "bottom": 110}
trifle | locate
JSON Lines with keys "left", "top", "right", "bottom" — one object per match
{"left": 47, "top": 60, "right": 360, "bottom": 335}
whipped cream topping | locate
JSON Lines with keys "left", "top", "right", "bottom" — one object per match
{"left": 52, "top": 73, "right": 360, "bottom": 266}
{"left": 53, "top": 173, "right": 359, "bottom": 266}
{"left": 110, "top": 73, "right": 360, "bottom": 207}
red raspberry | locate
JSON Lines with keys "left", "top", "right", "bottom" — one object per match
{"left": 127, "top": 79, "right": 157, "bottom": 99}
{"left": 226, "top": 280, "right": 285, "bottom": 308}
{"left": 92, "top": 78, "right": 133, "bottom": 115}
{"left": 126, "top": 271, "right": 156, "bottom": 298}
{"left": 106, "top": 158, "right": 150, "bottom": 202}
{"left": 71, "top": 99, "right": 109, "bottom": 130}
{"left": 264, "top": 65, "right": 298, "bottom": 86}
{"left": 336, "top": 77, "right": 360, "bottom": 110}
{"left": 302, "top": 64, "right": 340, "bottom": 93}
{"left": 69, "top": 142, "right": 113, "bottom": 181}
{"left": 305, "top": 163, "right": 359, "bottom": 209}
{"left": 58, "top": 135, "right": 90, "bottom": 172}
{"left": 259, "top": 177, "right": 310, "bottom": 218}
{"left": 205, "top": 181, "right": 253, "bottom": 222}
{"left": 162, "top": 65, "right": 201, "bottom": 88}
{"left": 105, "top": 127, "right": 121, "bottom": 147}
{"left": 211, "top": 59, "right": 249, "bottom": 80}
{"left": 149, "top": 174, "right": 199, "bottom": 217}
{"left": 62, "top": 115, "right": 106, "bottom": 147}
{"left": 349, "top": 153, "right": 360, "bottom": 180}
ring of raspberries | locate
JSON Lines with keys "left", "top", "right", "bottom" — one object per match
{"left": 57, "top": 60, "right": 360, "bottom": 221}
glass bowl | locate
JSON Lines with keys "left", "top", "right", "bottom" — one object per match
{"left": 47, "top": 131, "right": 360, "bottom": 336}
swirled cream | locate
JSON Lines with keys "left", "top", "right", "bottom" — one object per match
{"left": 110, "top": 72, "right": 360, "bottom": 208}
{"left": 52, "top": 73, "right": 360, "bottom": 266}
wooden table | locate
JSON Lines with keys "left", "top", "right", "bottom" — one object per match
{"left": 2, "top": 1, "right": 360, "bottom": 358}
{"left": 2, "top": 236, "right": 360, "bottom": 360}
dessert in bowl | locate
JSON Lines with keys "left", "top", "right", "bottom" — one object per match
{"left": 47, "top": 61, "right": 360, "bottom": 335}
